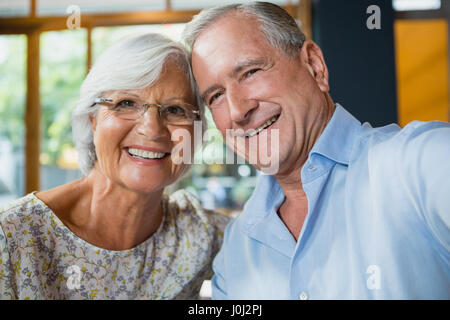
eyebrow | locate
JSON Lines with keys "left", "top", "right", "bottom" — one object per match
{"left": 111, "top": 91, "right": 140, "bottom": 98}
{"left": 231, "top": 58, "right": 267, "bottom": 76}
{"left": 200, "top": 58, "right": 268, "bottom": 103}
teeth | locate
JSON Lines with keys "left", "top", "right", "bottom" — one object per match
{"left": 128, "top": 148, "right": 166, "bottom": 159}
{"left": 246, "top": 115, "right": 279, "bottom": 138}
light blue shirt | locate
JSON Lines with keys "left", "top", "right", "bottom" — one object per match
{"left": 212, "top": 104, "right": 450, "bottom": 299}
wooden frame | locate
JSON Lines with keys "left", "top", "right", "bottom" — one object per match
{"left": 25, "top": 30, "right": 40, "bottom": 194}
{"left": 0, "top": 10, "right": 201, "bottom": 34}
{"left": 0, "top": 0, "right": 312, "bottom": 194}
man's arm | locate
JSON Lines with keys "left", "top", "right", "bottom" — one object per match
{"left": 399, "top": 121, "right": 450, "bottom": 251}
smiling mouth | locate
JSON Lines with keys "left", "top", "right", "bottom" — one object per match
{"left": 126, "top": 147, "right": 170, "bottom": 160}
{"left": 245, "top": 114, "right": 280, "bottom": 138}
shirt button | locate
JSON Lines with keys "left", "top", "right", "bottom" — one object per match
{"left": 299, "top": 292, "right": 308, "bottom": 300}
{"left": 308, "top": 166, "right": 316, "bottom": 171}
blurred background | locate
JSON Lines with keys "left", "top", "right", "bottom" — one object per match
{"left": 0, "top": 0, "right": 449, "bottom": 214}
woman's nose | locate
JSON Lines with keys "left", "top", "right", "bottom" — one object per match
{"left": 135, "top": 107, "right": 170, "bottom": 139}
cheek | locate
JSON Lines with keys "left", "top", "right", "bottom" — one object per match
{"left": 211, "top": 109, "right": 232, "bottom": 134}
{"left": 93, "top": 117, "right": 131, "bottom": 160}
{"left": 247, "top": 75, "right": 278, "bottom": 96}
{"left": 290, "top": 69, "right": 321, "bottom": 99}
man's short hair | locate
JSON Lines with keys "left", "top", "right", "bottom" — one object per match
{"left": 181, "top": 1, "right": 306, "bottom": 59}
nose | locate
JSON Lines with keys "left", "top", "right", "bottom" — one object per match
{"left": 226, "top": 84, "right": 258, "bottom": 123}
{"left": 135, "top": 106, "right": 170, "bottom": 140}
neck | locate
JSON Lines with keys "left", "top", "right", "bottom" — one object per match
{"left": 275, "top": 95, "right": 335, "bottom": 200}
{"left": 272, "top": 96, "right": 335, "bottom": 241}
{"left": 73, "top": 168, "right": 164, "bottom": 250}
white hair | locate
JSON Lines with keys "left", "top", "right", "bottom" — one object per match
{"left": 181, "top": 1, "right": 306, "bottom": 59}
{"left": 72, "top": 33, "right": 205, "bottom": 175}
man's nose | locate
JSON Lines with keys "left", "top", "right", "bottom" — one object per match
{"left": 135, "top": 107, "right": 169, "bottom": 140}
{"left": 226, "top": 85, "right": 258, "bottom": 123}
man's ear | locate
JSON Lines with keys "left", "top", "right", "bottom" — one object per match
{"left": 299, "top": 40, "right": 330, "bottom": 92}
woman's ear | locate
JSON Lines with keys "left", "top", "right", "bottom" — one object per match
{"left": 89, "top": 114, "right": 97, "bottom": 133}
{"left": 299, "top": 40, "right": 330, "bottom": 93}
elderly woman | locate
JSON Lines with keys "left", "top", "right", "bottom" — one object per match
{"left": 0, "top": 33, "right": 229, "bottom": 299}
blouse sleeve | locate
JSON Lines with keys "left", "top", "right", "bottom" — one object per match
{"left": 0, "top": 223, "right": 15, "bottom": 299}
{"left": 205, "top": 210, "right": 232, "bottom": 256}
{"left": 169, "top": 189, "right": 232, "bottom": 257}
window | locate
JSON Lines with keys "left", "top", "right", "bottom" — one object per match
{"left": 393, "top": 0, "right": 441, "bottom": 11}
{"left": 0, "top": 35, "right": 26, "bottom": 207}
{"left": 0, "top": 0, "right": 29, "bottom": 17}
{"left": 92, "top": 24, "right": 186, "bottom": 61}
{"left": 40, "top": 29, "right": 86, "bottom": 189}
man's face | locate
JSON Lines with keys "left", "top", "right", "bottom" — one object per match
{"left": 191, "top": 13, "right": 331, "bottom": 176}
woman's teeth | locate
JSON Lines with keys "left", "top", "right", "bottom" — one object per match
{"left": 128, "top": 148, "right": 166, "bottom": 160}
{"left": 246, "top": 115, "right": 279, "bottom": 138}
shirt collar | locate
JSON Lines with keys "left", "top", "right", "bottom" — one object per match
{"left": 309, "top": 103, "right": 363, "bottom": 166}
{"left": 241, "top": 104, "right": 362, "bottom": 225}
{"left": 243, "top": 173, "right": 285, "bottom": 223}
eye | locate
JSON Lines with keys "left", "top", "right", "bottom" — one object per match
{"left": 114, "top": 99, "right": 137, "bottom": 109}
{"left": 209, "top": 92, "right": 223, "bottom": 106}
{"left": 165, "top": 105, "right": 186, "bottom": 115}
{"left": 243, "top": 68, "right": 261, "bottom": 79}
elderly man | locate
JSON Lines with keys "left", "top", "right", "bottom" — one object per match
{"left": 182, "top": 2, "right": 450, "bottom": 299}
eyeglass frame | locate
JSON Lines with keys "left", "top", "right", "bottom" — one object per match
{"left": 91, "top": 97, "right": 201, "bottom": 125}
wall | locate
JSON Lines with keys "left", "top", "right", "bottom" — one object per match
{"left": 313, "top": 0, "right": 398, "bottom": 126}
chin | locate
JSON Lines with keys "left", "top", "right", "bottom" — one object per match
{"left": 120, "top": 168, "right": 172, "bottom": 194}
{"left": 130, "top": 181, "right": 169, "bottom": 194}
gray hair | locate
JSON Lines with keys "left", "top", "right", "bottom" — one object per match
{"left": 72, "top": 33, "right": 205, "bottom": 176}
{"left": 181, "top": 1, "right": 306, "bottom": 59}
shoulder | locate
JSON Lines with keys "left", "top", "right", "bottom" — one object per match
{"left": 0, "top": 193, "right": 44, "bottom": 227}
{"left": 357, "top": 120, "right": 450, "bottom": 165}
{"left": 357, "top": 122, "right": 401, "bottom": 152}
{"left": 396, "top": 121, "right": 450, "bottom": 171}
{"left": 165, "top": 189, "right": 231, "bottom": 236}
{"left": 0, "top": 193, "right": 48, "bottom": 251}
{"left": 362, "top": 120, "right": 449, "bottom": 149}
{"left": 390, "top": 121, "right": 448, "bottom": 166}
{"left": 162, "top": 189, "right": 232, "bottom": 272}
{"left": 397, "top": 120, "right": 450, "bottom": 154}
{"left": 355, "top": 121, "right": 450, "bottom": 211}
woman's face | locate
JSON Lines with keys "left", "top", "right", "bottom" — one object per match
{"left": 90, "top": 61, "right": 196, "bottom": 193}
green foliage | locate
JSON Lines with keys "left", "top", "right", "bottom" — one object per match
{"left": 0, "top": 35, "right": 26, "bottom": 151}
{"left": 0, "top": 31, "right": 86, "bottom": 165}
{"left": 40, "top": 29, "right": 86, "bottom": 165}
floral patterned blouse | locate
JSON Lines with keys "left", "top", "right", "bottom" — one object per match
{"left": 0, "top": 190, "right": 230, "bottom": 300}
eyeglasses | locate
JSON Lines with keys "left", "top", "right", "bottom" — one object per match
{"left": 92, "top": 97, "right": 201, "bottom": 126}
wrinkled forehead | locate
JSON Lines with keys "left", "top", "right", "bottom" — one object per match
{"left": 191, "top": 14, "right": 277, "bottom": 88}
